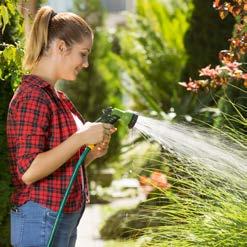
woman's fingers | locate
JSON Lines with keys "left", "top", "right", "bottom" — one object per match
{"left": 96, "top": 142, "right": 108, "bottom": 152}
{"left": 93, "top": 123, "right": 117, "bottom": 153}
{"left": 103, "top": 128, "right": 110, "bottom": 136}
{"left": 102, "top": 123, "right": 113, "bottom": 130}
{"left": 110, "top": 127, "right": 117, "bottom": 134}
{"left": 102, "top": 123, "right": 117, "bottom": 134}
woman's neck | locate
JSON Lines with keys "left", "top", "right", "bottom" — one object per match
{"left": 31, "top": 57, "right": 58, "bottom": 87}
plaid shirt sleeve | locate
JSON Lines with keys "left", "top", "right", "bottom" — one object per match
{"left": 13, "top": 89, "right": 50, "bottom": 178}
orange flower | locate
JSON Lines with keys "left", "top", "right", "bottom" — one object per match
{"left": 139, "top": 176, "right": 151, "bottom": 186}
{"left": 139, "top": 172, "right": 171, "bottom": 191}
{"left": 151, "top": 171, "right": 171, "bottom": 189}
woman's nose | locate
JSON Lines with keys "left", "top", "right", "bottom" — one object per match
{"left": 82, "top": 60, "right": 89, "bottom": 69}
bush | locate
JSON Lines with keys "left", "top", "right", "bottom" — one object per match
{"left": 0, "top": 1, "right": 24, "bottom": 245}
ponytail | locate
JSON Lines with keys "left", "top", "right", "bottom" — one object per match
{"left": 23, "top": 6, "right": 55, "bottom": 70}
{"left": 23, "top": 6, "right": 93, "bottom": 70}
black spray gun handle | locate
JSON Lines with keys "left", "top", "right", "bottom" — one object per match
{"left": 95, "top": 107, "right": 120, "bottom": 125}
{"left": 95, "top": 107, "right": 138, "bottom": 128}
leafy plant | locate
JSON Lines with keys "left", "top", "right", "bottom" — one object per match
{"left": 180, "top": 0, "right": 246, "bottom": 91}
{"left": 109, "top": 0, "right": 191, "bottom": 115}
{"left": 180, "top": 0, "right": 246, "bottom": 130}
{"left": 0, "top": 1, "right": 24, "bottom": 246}
{"left": 181, "top": 0, "right": 234, "bottom": 82}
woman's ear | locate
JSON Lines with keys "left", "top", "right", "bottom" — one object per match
{"left": 55, "top": 39, "right": 68, "bottom": 55}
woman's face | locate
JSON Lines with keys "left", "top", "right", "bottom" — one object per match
{"left": 58, "top": 37, "right": 93, "bottom": 81}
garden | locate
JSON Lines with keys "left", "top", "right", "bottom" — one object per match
{"left": 0, "top": 0, "right": 246, "bottom": 246}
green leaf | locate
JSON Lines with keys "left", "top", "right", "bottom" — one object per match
{"left": 15, "top": 46, "right": 24, "bottom": 66}
{"left": 2, "top": 45, "right": 16, "bottom": 63}
{"left": 0, "top": 5, "right": 9, "bottom": 34}
{"left": 6, "top": 0, "right": 15, "bottom": 15}
{"left": 0, "top": 68, "right": 3, "bottom": 80}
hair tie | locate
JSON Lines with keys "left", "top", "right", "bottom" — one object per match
{"left": 49, "top": 11, "right": 57, "bottom": 29}
{"left": 51, "top": 11, "right": 57, "bottom": 19}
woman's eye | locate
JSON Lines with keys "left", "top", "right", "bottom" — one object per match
{"left": 81, "top": 53, "right": 87, "bottom": 58}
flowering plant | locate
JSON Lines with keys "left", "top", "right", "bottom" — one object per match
{"left": 179, "top": 0, "right": 247, "bottom": 92}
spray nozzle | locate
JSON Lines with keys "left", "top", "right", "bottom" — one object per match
{"left": 96, "top": 107, "right": 138, "bottom": 129}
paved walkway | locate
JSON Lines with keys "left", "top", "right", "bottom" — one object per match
{"left": 76, "top": 204, "right": 104, "bottom": 247}
{"left": 75, "top": 194, "right": 145, "bottom": 247}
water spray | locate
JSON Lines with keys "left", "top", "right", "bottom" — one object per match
{"left": 47, "top": 107, "right": 138, "bottom": 247}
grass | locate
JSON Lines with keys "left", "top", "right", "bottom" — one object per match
{"left": 137, "top": 150, "right": 247, "bottom": 245}
{"left": 100, "top": 137, "right": 247, "bottom": 246}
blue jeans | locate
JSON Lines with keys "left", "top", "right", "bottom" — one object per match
{"left": 10, "top": 200, "right": 86, "bottom": 247}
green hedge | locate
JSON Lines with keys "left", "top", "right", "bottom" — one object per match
{"left": 0, "top": 1, "right": 23, "bottom": 245}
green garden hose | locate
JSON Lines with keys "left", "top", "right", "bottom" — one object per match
{"left": 46, "top": 146, "right": 91, "bottom": 247}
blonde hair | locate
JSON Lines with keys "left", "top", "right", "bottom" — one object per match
{"left": 23, "top": 6, "right": 93, "bottom": 70}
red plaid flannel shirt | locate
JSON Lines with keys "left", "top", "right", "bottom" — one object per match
{"left": 7, "top": 74, "right": 89, "bottom": 212}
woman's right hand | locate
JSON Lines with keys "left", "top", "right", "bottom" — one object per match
{"left": 77, "top": 122, "right": 114, "bottom": 146}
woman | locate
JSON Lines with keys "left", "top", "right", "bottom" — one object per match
{"left": 7, "top": 6, "right": 116, "bottom": 247}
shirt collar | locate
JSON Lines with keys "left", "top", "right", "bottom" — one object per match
{"left": 22, "top": 74, "right": 54, "bottom": 89}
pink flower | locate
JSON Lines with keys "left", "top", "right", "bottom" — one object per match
{"left": 187, "top": 81, "right": 200, "bottom": 92}
{"left": 199, "top": 65, "right": 217, "bottom": 78}
{"left": 178, "top": 82, "right": 187, "bottom": 88}
{"left": 225, "top": 61, "right": 241, "bottom": 70}
{"left": 178, "top": 80, "right": 200, "bottom": 92}
{"left": 242, "top": 74, "right": 247, "bottom": 80}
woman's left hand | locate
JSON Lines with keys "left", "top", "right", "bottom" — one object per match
{"left": 90, "top": 126, "right": 117, "bottom": 159}
{"left": 91, "top": 138, "right": 110, "bottom": 159}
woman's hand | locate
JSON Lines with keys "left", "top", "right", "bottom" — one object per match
{"left": 84, "top": 126, "right": 117, "bottom": 166}
{"left": 77, "top": 122, "right": 114, "bottom": 146}
{"left": 91, "top": 126, "right": 117, "bottom": 158}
